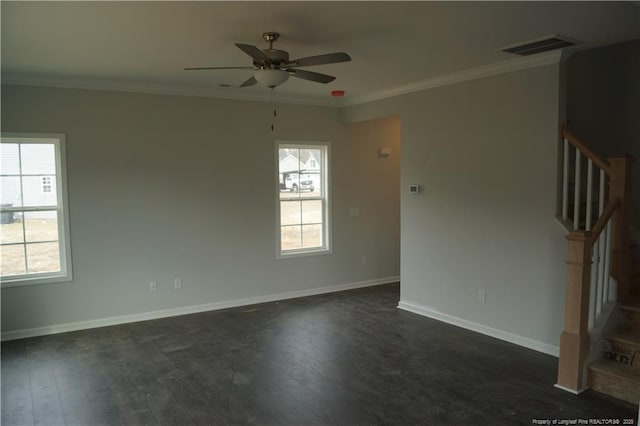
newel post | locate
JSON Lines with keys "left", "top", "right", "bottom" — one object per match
{"left": 608, "top": 155, "right": 632, "bottom": 303}
{"left": 557, "top": 231, "right": 592, "bottom": 392}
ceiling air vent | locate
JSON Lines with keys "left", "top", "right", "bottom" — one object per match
{"left": 501, "top": 35, "right": 577, "bottom": 56}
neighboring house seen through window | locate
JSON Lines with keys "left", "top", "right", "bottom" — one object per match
{"left": 0, "top": 134, "right": 73, "bottom": 286}
{"left": 277, "top": 143, "right": 330, "bottom": 257}
{"left": 41, "top": 176, "right": 52, "bottom": 193}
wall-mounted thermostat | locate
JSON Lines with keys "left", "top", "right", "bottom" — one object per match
{"left": 409, "top": 184, "right": 421, "bottom": 194}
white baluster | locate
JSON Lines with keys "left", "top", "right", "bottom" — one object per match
{"left": 585, "top": 159, "right": 593, "bottom": 230}
{"left": 609, "top": 276, "right": 618, "bottom": 303}
{"left": 573, "top": 148, "right": 581, "bottom": 230}
{"left": 595, "top": 169, "right": 607, "bottom": 315}
{"left": 562, "top": 139, "right": 569, "bottom": 220}
{"left": 603, "top": 218, "right": 613, "bottom": 303}
{"left": 598, "top": 170, "right": 605, "bottom": 217}
{"left": 596, "top": 230, "right": 606, "bottom": 316}
{"left": 598, "top": 227, "right": 607, "bottom": 310}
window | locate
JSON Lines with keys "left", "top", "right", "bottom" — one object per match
{"left": 41, "top": 176, "right": 52, "bottom": 193}
{"left": 1, "top": 134, "right": 72, "bottom": 286}
{"left": 276, "top": 143, "right": 330, "bottom": 258}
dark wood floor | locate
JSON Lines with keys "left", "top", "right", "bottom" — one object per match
{"left": 2, "top": 283, "right": 637, "bottom": 425}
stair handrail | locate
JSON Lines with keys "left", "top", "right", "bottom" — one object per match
{"left": 588, "top": 198, "right": 619, "bottom": 243}
{"left": 559, "top": 127, "right": 612, "bottom": 232}
{"left": 556, "top": 128, "right": 633, "bottom": 394}
{"left": 561, "top": 127, "right": 610, "bottom": 174}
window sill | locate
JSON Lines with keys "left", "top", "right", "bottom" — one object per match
{"left": 1, "top": 272, "right": 73, "bottom": 288}
{"left": 277, "top": 247, "right": 332, "bottom": 260}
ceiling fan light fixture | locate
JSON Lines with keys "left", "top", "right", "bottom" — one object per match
{"left": 254, "top": 68, "right": 289, "bottom": 88}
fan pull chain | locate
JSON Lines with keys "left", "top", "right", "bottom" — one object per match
{"left": 271, "top": 87, "right": 277, "bottom": 132}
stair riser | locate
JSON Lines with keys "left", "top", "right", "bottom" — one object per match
{"left": 603, "top": 342, "right": 640, "bottom": 370}
{"left": 588, "top": 368, "right": 640, "bottom": 405}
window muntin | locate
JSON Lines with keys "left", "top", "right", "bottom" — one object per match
{"left": 277, "top": 143, "right": 330, "bottom": 257}
{"left": 1, "top": 134, "right": 72, "bottom": 286}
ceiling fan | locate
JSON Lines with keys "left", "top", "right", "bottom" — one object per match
{"left": 184, "top": 32, "right": 351, "bottom": 88}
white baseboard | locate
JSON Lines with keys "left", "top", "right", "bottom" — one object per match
{"left": 1, "top": 276, "right": 400, "bottom": 341}
{"left": 554, "top": 384, "right": 585, "bottom": 395}
{"left": 397, "top": 300, "right": 559, "bottom": 357}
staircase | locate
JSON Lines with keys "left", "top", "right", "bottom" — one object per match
{"left": 588, "top": 298, "right": 640, "bottom": 403}
{"left": 555, "top": 127, "right": 639, "bottom": 405}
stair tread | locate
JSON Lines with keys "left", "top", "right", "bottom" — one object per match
{"left": 620, "top": 303, "right": 640, "bottom": 313}
{"left": 607, "top": 328, "right": 640, "bottom": 346}
{"left": 589, "top": 359, "right": 640, "bottom": 382}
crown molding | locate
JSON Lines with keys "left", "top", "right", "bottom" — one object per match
{"left": 2, "top": 50, "right": 562, "bottom": 109}
{"left": 341, "top": 50, "right": 563, "bottom": 107}
{"left": 0, "top": 73, "right": 338, "bottom": 108}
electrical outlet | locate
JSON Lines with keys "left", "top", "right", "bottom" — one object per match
{"left": 478, "top": 289, "right": 486, "bottom": 303}
{"left": 174, "top": 278, "right": 182, "bottom": 289}
{"left": 149, "top": 281, "right": 157, "bottom": 292}
{"left": 361, "top": 256, "right": 367, "bottom": 266}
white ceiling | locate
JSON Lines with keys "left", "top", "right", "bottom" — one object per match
{"left": 2, "top": 1, "right": 639, "bottom": 106}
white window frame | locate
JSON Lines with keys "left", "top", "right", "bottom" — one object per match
{"left": 275, "top": 141, "right": 331, "bottom": 259}
{"left": 1, "top": 133, "right": 73, "bottom": 287}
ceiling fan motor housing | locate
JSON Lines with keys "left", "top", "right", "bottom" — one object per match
{"left": 260, "top": 49, "right": 289, "bottom": 67}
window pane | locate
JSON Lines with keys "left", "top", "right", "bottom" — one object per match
{"left": 20, "top": 144, "right": 56, "bottom": 175}
{"left": 0, "top": 144, "right": 20, "bottom": 175}
{"left": 280, "top": 200, "right": 301, "bottom": 226}
{"left": 278, "top": 148, "right": 301, "bottom": 173}
{"left": 1, "top": 215, "right": 24, "bottom": 244}
{"left": 281, "top": 225, "right": 302, "bottom": 250}
{"left": 301, "top": 200, "right": 322, "bottom": 224}
{"left": 41, "top": 175, "right": 55, "bottom": 193}
{"left": 299, "top": 148, "right": 321, "bottom": 199}
{"left": 26, "top": 242, "right": 60, "bottom": 273}
{"left": 279, "top": 147, "right": 302, "bottom": 199}
{"left": 291, "top": 173, "right": 315, "bottom": 198}
{"left": 1, "top": 244, "right": 26, "bottom": 276}
{"left": 300, "top": 148, "right": 320, "bottom": 170}
{"left": 24, "top": 211, "right": 58, "bottom": 242}
{"left": 1, "top": 176, "right": 23, "bottom": 207}
{"left": 302, "top": 224, "right": 322, "bottom": 249}
{"left": 299, "top": 174, "right": 321, "bottom": 198}
{"left": 22, "top": 176, "right": 58, "bottom": 207}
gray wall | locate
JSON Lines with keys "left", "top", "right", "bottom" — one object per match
{"left": 1, "top": 85, "right": 400, "bottom": 334}
{"left": 566, "top": 39, "right": 640, "bottom": 234}
{"left": 344, "top": 64, "right": 567, "bottom": 351}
